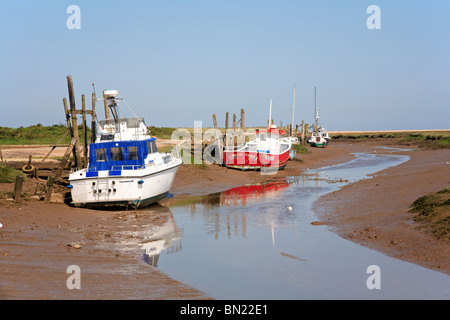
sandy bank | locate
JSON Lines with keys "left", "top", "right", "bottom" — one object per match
{"left": 313, "top": 146, "right": 450, "bottom": 275}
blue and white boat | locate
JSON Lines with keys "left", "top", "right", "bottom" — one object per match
{"left": 68, "top": 90, "right": 182, "bottom": 209}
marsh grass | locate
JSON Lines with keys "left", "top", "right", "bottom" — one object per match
{"left": 410, "top": 188, "right": 450, "bottom": 240}
{"left": 0, "top": 163, "right": 27, "bottom": 183}
{"left": 330, "top": 131, "right": 450, "bottom": 149}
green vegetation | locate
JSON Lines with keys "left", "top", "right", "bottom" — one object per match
{"left": 410, "top": 188, "right": 450, "bottom": 240}
{"left": 330, "top": 131, "right": 450, "bottom": 149}
{"left": 291, "top": 144, "right": 311, "bottom": 154}
{"left": 400, "top": 132, "right": 450, "bottom": 149}
{"left": 0, "top": 163, "right": 26, "bottom": 183}
{"left": 148, "top": 126, "right": 176, "bottom": 139}
{"left": 0, "top": 124, "right": 85, "bottom": 145}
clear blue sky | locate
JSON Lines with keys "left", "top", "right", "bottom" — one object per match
{"left": 1, "top": 0, "right": 449, "bottom": 131}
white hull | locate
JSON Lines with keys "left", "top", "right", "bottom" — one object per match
{"left": 69, "top": 161, "right": 181, "bottom": 208}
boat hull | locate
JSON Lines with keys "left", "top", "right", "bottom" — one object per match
{"left": 69, "top": 163, "right": 181, "bottom": 209}
{"left": 223, "top": 149, "right": 290, "bottom": 170}
{"left": 308, "top": 136, "right": 328, "bottom": 147}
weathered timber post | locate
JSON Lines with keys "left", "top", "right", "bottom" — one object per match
{"left": 63, "top": 98, "right": 73, "bottom": 137}
{"left": 91, "top": 92, "right": 96, "bottom": 143}
{"left": 67, "top": 75, "right": 82, "bottom": 168}
{"left": 233, "top": 113, "right": 237, "bottom": 147}
{"left": 14, "top": 175, "right": 23, "bottom": 201}
{"left": 82, "top": 94, "right": 88, "bottom": 166}
{"left": 45, "top": 176, "right": 54, "bottom": 203}
{"left": 212, "top": 114, "right": 217, "bottom": 129}
{"left": 240, "top": 108, "right": 245, "bottom": 146}
{"left": 224, "top": 112, "right": 229, "bottom": 147}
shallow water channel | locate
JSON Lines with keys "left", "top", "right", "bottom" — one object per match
{"left": 140, "top": 149, "right": 450, "bottom": 299}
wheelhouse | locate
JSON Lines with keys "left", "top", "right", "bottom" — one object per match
{"left": 88, "top": 138, "right": 158, "bottom": 172}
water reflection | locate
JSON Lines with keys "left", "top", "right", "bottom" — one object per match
{"left": 137, "top": 205, "right": 182, "bottom": 267}
{"left": 151, "top": 152, "right": 450, "bottom": 299}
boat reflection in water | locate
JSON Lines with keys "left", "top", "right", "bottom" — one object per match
{"left": 222, "top": 180, "right": 289, "bottom": 206}
{"left": 140, "top": 181, "right": 295, "bottom": 267}
{"left": 138, "top": 205, "right": 182, "bottom": 267}
{"left": 167, "top": 180, "right": 300, "bottom": 244}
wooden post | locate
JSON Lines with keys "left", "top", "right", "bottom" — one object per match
{"left": 14, "top": 175, "right": 23, "bottom": 201}
{"left": 67, "top": 75, "right": 82, "bottom": 168}
{"left": 240, "top": 108, "right": 245, "bottom": 146}
{"left": 291, "top": 83, "right": 295, "bottom": 137}
{"left": 302, "top": 121, "right": 308, "bottom": 146}
{"left": 212, "top": 114, "right": 217, "bottom": 129}
{"left": 91, "top": 92, "right": 96, "bottom": 143}
{"left": 224, "top": 112, "right": 229, "bottom": 145}
{"left": 45, "top": 176, "right": 54, "bottom": 203}
{"left": 63, "top": 98, "right": 73, "bottom": 136}
{"left": 82, "top": 94, "right": 88, "bottom": 166}
{"left": 233, "top": 113, "right": 237, "bottom": 146}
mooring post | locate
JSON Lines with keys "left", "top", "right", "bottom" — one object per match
{"left": 240, "top": 108, "right": 245, "bottom": 146}
{"left": 67, "top": 75, "right": 82, "bottom": 169}
{"left": 233, "top": 114, "right": 237, "bottom": 147}
{"left": 45, "top": 176, "right": 54, "bottom": 203}
{"left": 82, "top": 94, "right": 88, "bottom": 166}
{"left": 91, "top": 92, "right": 96, "bottom": 143}
{"left": 14, "top": 175, "right": 23, "bottom": 201}
{"left": 63, "top": 97, "right": 78, "bottom": 164}
{"left": 212, "top": 114, "right": 217, "bottom": 129}
{"left": 225, "top": 112, "right": 229, "bottom": 130}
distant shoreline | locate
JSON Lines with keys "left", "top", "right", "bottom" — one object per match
{"left": 328, "top": 129, "right": 450, "bottom": 134}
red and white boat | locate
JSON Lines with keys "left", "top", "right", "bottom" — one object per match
{"left": 223, "top": 125, "right": 292, "bottom": 170}
{"left": 223, "top": 99, "right": 292, "bottom": 171}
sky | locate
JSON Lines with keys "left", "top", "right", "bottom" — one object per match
{"left": 0, "top": 0, "right": 449, "bottom": 131}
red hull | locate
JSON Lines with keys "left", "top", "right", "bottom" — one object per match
{"left": 223, "top": 149, "right": 290, "bottom": 170}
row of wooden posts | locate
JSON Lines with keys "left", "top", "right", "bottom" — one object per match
{"left": 210, "top": 109, "right": 310, "bottom": 147}
{"left": 13, "top": 75, "right": 104, "bottom": 202}
{"left": 62, "top": 75, "right": 117, "bottom": 172}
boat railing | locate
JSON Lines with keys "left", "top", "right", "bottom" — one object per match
{"left": 170, "top": 144, "right": 182, "bottom": 159}
{"left": 224, "top": 144, "right": 249, "bottom": 152}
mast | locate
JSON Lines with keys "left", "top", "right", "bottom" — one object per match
{"left": 291, "top": 84, "right": 296, "bottom": 137}
{"left": 314, "top": 86, "right": 318, "bottom": 131}
{"left": 268, "top": 98, "right": 272, "bottom": 128}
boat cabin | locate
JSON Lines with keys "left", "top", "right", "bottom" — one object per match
{"left": 88, "top": 138, "right": 158, "bottom": 172}
{"left": 253, "top": 127, "right": 287, "bottom": 153}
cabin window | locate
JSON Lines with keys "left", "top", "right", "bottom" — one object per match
{"left": 96, "top": 148, "right": 106, "bottom": 162}
{"left": 111, "top": 147, "right": 124, "bottom": 161}
{"left": 128, "top": 146, "right": 139, "bottom": 160}
{"left": 147, "top": 141, "right": 158, "bottom": 154}
{"left": 260, "top": 134, "right": 266, "bottom": 141}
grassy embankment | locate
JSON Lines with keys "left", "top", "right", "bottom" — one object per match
{"left": 330, "top": 131, "right": 450, "bottom": 150}
{"left": 410, "top": 188, "right": 450, "bottom": 240}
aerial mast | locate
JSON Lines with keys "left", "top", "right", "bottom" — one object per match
{"left": 291, "top": 83, "right": 296, "bottom": 137}
{"left": 268, "top": 99, "right": 273, "bottom": 128}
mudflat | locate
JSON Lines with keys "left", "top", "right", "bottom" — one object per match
{"left": 0, "top": 139, "right": 448, "bottom": 299}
